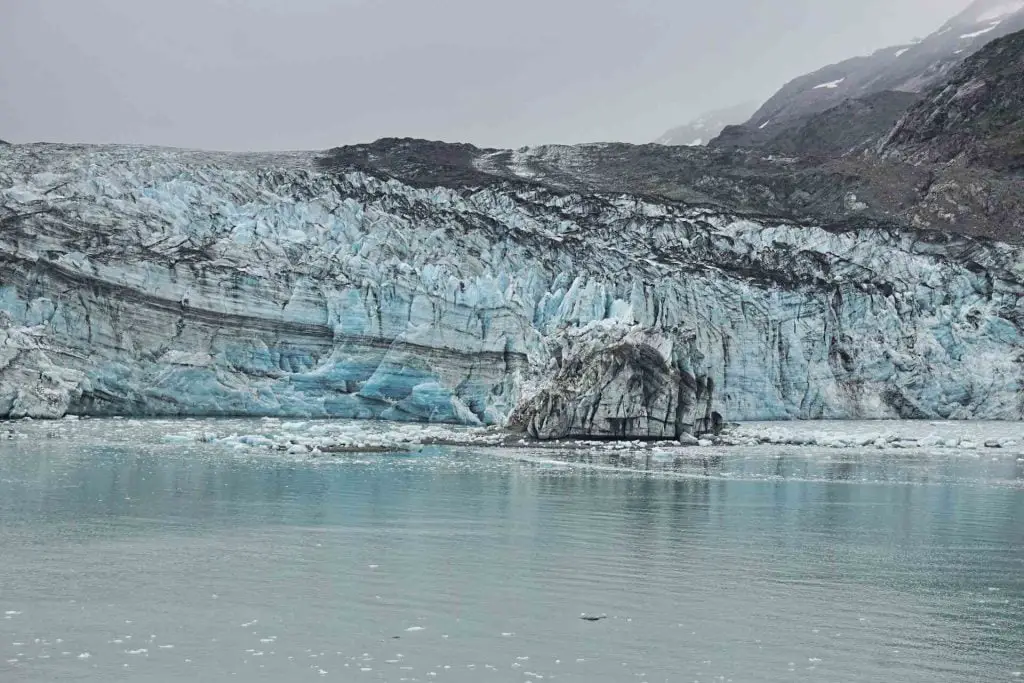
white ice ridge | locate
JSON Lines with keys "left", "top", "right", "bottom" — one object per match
{"left": 1, "top": 143, "right": 1022, "bottom": 425}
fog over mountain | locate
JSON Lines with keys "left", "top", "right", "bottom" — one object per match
{"left": 0, "top": 0, "right": 970, "bottom": 150}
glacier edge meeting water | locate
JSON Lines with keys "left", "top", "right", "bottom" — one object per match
{"left": 1, "top": 143, "right": 1022, "bottom": 431}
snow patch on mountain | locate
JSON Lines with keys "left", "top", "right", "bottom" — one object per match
{"left": 813, "top": 78, "right": 846, "bottom": 90}
{"left": 962, "top": 21, "right": 1003, "bottom": 39}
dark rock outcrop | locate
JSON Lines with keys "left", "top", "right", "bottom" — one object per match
{"left": 715, "top": 91, "right": 921, "bottom": 159}
{"left": 321, "top": 138, "right": 507, "bottom": 190}
{"left": 880, "top": 28, "right": 1024, "bottom": 173}
{"left": 510, "top": 336, "right": 717, "bottom": 441}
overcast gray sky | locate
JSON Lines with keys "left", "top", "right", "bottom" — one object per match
{"left": 1, "top": 0, "right": 971, "bottom": 150}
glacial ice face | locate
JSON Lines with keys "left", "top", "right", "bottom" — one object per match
{"left": 0, "top": 143, "right": 1022, "bottom": 425}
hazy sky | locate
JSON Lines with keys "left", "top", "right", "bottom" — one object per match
{"left": 1, "top": 0, "right": 971, "bottom": 150}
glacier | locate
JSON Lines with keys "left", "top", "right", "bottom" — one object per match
{"left": 1, "top": 142, "right": 1022, "bottom": 431}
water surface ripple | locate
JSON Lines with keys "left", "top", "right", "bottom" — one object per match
{"left": 1, "top": 419, "right": 1022, "bottom": 682}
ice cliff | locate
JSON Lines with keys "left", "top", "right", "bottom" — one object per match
{"left": 1, "top": 142, "right": 1022, "bottom": 429}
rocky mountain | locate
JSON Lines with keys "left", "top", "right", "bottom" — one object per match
{"left": 1, "top": 139, "right": 1022, "bottom": 431}
{"left": 713, "top": 0, "right": 1024, "bottom": 150}
{"left": 653, "top": 102, "right": 758, "bottom": 147}
{"left": 677, "top": 27, "right": 1024, "bottom": 243}
{"left": 328, "top": 98, "right": 1024, "bottom": 243}
{"left": 726, "top": 90, "right": 922, "bottom": 160}
{"left": 880, "top": 27, "right": 1024, "bottom": 172}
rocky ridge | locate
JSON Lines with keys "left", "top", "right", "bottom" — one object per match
{"left": 880, "top": 27, "right": 1024, "bottom": 172}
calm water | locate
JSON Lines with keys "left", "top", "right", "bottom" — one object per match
{"left": 1, "top": 419, "right": 1023, "bottom": 682}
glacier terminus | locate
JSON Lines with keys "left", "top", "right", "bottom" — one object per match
{"left": 1, "top": 142, "right": 1022, "bottom": 436}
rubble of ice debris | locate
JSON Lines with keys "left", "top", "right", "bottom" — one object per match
{"left": 2, "top": 416, "right": 1021, "bottom": 460}
{"left": 162, "top": 418, "right": 507, "bottom": 455}
{"left": 712, "top": 421, "right": 1020, "bottom": 450}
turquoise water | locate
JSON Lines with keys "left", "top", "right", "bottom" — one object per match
{"left": 1, "top": 419, "right": 1023, "bottom": 682}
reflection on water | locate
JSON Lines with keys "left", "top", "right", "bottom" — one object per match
{"left": 0, "top": 419, "right": 1022, "bottom": 682}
